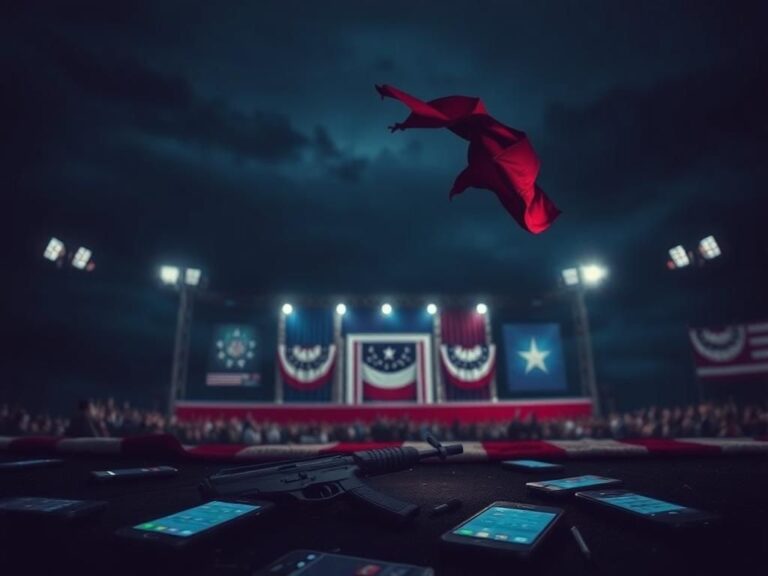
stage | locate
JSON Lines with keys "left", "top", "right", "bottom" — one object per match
{"left": 174, "top": 398, "right": 594, "bottom": 423}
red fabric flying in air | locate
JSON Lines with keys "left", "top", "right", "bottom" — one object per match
{"left": 376, "top": 84, "right": 560, "bottom": 234}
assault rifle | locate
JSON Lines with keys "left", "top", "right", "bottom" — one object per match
{"left": 199, "top": 434, "right": 462, "bottom": 523}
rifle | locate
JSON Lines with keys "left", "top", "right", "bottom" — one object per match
{"left": 199, "top": 434, "right": 463, "bottom": 524}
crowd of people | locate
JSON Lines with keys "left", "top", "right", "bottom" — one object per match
{"left": 1, "top": 399, "right": 766, "bottom": 445}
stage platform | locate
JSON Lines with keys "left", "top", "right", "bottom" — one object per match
{"left": 174, "top": 398, "right": 593, "bottom": 423}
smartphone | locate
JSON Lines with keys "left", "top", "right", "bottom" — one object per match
{"left": 526, "top": 474, "right": 622, "bottom": 497}
{"left": 91, "top": 465, "right": 178, "bottom": 482}
{"left": 575, "top": 489, "right": 719, "bottom": 528}
{"left": 501, "top": 460, "right": 564, "bottom": 472}
{"left": 441, "top": 501, "right": 564, "bottom": 558}
{"left": 0, "top": 497, "right": 106, "bottom": 523}
{"left": 0, "top": 459, "right": 64, "bottom": 471}
{"left": 116, "top": 499, "right": 273, "bottom": 549}
{"left": 256, "top": 549, "right": 434, "bottom": 575}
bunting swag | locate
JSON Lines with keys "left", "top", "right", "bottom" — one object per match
{"left": 440, "top": 310, "right": 495, "bottom": 400}
{"left": 347, "top": 334, "right": 433, "bottom": 404}
{"left": 278, "top": 308, "right": 336, "bottom": 402}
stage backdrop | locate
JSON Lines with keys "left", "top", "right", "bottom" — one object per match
{"left": 689, "top": 321, "right": 768, "bottom": 380}
{"left": 278, "top": 308, "right": 336, "bottom": 402}
{"left": 206, "top": 324, "right": 262, "bottom": 387}
{"left": 502, "top": 323, "right": 568, "bottom": 393}
{"left": 343, "top": 308, "right": 434, "bottom": 404}
{"left": 439, "top": 309, "right": 496, "bottom": 401}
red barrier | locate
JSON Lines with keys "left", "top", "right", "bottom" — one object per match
{"left": 174, "top": 399, "right": 593, "bottom": 424}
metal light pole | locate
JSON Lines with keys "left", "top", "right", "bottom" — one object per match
{"left": 571, "top": 287, "right": 601, "bottom": 416}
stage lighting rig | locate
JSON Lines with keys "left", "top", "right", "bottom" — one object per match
{"left": 282, "top": 303, "right": 294, "bottom": 315}
{"left": 335, "top": 303, "right": 347, "bottom": 316}
{"left": 43, "top": 237, "right": 65, "bottom": 262}
{"left": 426, "top": 303, "right": 438, "bottom": 315}
{"left": 698, "top": 235, "right": 721, "bottom": 260}
{"left": 666, "top": 235, "right": 722, "bottom": 270}
{"left": 71, "top": 247, "right": 93, "bottom": 270}
{"left": 185, "top": 268, "right": 202, "bottom": 286}
{"left": 381, "top": 303, "right": 393, "bottom": 315}
{"left": 476, "top": 303, "right": 488, "bottom": 315}
{"left": 160, "top": 266, "right": 181, "bottom": 286}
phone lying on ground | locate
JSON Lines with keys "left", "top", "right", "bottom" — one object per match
{"left": 501, "top": 460, "right": 564, "bottom": 472}
{"left": 441, "top": 501, "right": 564, "bottom": 558}
{"left": 91, "top": 465, "right": 178, "bottom": 482}
{"left": 0, "top": 459, "right": 64, "bottom": 471}
{"left": 256, "top": 549, "right": 434, "bottom": 575}
{"left": 526, "top": 474, "right": 622, "bottom": 497}
{"left": 575, "top": 489, "right": 719, "bottom": 528}
{"left": 0, "top": 497, "right": 106, "bottom": 523}
{"left": 116, "top": 499, "right": 273, "bottom": 550}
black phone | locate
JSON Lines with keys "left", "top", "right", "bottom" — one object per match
{"left": 501, "top": 460, "right": 564, "bottom": 472}
{"left": 575, "top": 489, "right": 719, "bottom": 528}
{"left": 256, "top": 549, "right": 434, "bottom": 575}
{"left": 0, "top": 497, "right": 106, "bottom": 523}
{"left": 526, "top": 474, "right": 622, "bottom": 497}
{"left": 116, "top": 499, "right": 273, "bottom": 549}
{"left": 0, "top": 459, "right": 64, "bottom": 471}
{"left": 91, "top": 465, "right": 178, "bottom": 482}
{"left": 441, "top": 501, "right": 564, "bottom": 558}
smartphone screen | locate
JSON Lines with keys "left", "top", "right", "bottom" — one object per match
{"left": 452, "top": 505, "right": 558, "bottom": 546}
{"left": 260, "top": 550, "right": 432, "bottom": 575}
{"left": 503, "top": 460, "right": 562, "bottom": 470}
{"left": 132, "top": 500, "right": 262, "bottom": 538}
{"left": 577, "top": 490, "right": 718, "bottom": 527}
{"left": 528, "top": 475, "right": 621, "bottom": 493}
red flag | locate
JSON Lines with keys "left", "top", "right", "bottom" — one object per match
{"left": 376, "top": 84, "right": 560, "bottom": 234}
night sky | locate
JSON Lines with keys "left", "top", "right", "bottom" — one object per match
{"left": 2, "top": 1, "right": 767, "bottom": 412}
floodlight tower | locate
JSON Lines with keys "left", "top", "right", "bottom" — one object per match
{"left": 161, "top": 266, "right": 204, "bottom": 416}
{"left": 561, "top": 264, "right": 608, "bottom": 416}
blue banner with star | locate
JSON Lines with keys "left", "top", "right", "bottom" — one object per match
{"left": 502, "top": 323, "right": 567, "bottom": 392}
{"left": 206, "top": 324, "right": 261, "bottom": 386}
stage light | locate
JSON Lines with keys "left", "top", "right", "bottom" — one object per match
{"left": 580, "top": 264, "right": 608, "bottom": 286}
{"left": 160, "top": 266, "right": 180, "bottom": 286}
{"left": 336, "top": 303, "right": 347, "bottom": 316}
{"left": 426, "top": 303, "right": 438, "bottom": 315}
{"left": 476, "top": 303, "right": 488, "bottom": 315}
{"left": 668, "top": 245, "right": 690, "bottom": 268}
{"left": 699, "top": 235, "right": 721, "bottom": 260}
{"left": 43, "top": 238, "right": 65, "bottom": 262}
{"left": 561, "top": 268, "right": 580, "bottom": 286}
{"left": 282, "top": 303, "right": 294, "bottom": 315}
{"left": 381, "top": 303, "right": 393, "bottom": 316}
{"left": 184, "top": 268, "right": 202, "bottom": 286}
{"left": 71, "top": 247, "right": 92, "bottom": 270}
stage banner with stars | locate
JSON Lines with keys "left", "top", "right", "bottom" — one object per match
{"left": 346, "top": 334, "right": 433, "bottom": 404}
{"left": 278, "top": 308, "right": 336, "bottom": 402}
{"left": 502, "top": 323, "right": 567, "bottom": 392}
{"left": 440, "top": 309, "right": 496, "bottom": 401}
{"left": 206, "top": 325, "right": 261, "bottom": 387}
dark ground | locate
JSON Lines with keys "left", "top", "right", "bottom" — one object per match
{"left": 0, "top": 452, "right": 766, "bottom": 575}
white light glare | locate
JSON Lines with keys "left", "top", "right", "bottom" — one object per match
{"left": 699, "top": 236, "right": 721, "bottom": 260}
{"left": 476, "top": 303, "right": 488, "bottom": 315}
{"left": 381, "top": 303, "right": 393, "bottom": 316}
{"left": 335, "top": 303, "right": 347, "bottom": 316}
{"left": 281, "top": 303, "right": 294, "bottom": 315}
{"left": 580, "top": 264, "right": 608, "bottom": 286}
{"left": 71, "top": 247, "right": 92, "bottom": 270}
{"left": 160, "top": 266, "right": 180, "bottom": 286}
{"left": 668, "top": 245, "right": 690, "bottom": 268}
{"left": 561, "top": 268, "right": 580, "bottom": 286}
{"left": 43, "top": 238, "right": 65, "bottom": 262}
{"left": 185, "top": 268, "right": 202, "bottom": 286}
{"left": 426, "top": 303, "right": 438, "bottom": 315}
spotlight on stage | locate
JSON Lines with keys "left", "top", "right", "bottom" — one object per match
{"left": 184, "top": 268, "right": 202, "bottom": 286}
{"left": 561, "top": 268, "right": 580, "bottom": 286}
{"left": 426, "top": 303, "right": 438, "bottom": 315}
{"left": 668, "top": 245, "right": 691, "bottom": 269}
{"left": 336, "top": 303, "right": 347, "bottom": 316}
{"left": 43, "top": 237, "right": 65, "bottom": 262}
{"left": 160, "top": 266, "right": 180, "bottom": 286}
{"left": 699, "top": 235, "right": 721, "bottom": 260}
{"left": 282, "top": 303, "right": 294, "bottom": 316}
{"left": 71, "top": 247, "right": 93, "bottom": 270}
{"left": 381, "top": 303, "right": 393, "bottom": 316}
{"left": 476, "top": 303, "right": 488, "bottom": 315}
{"left": 580, "top": 264, "right": 608, "bottom": 286}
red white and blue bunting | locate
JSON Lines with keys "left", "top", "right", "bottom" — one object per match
{"left": 277, "top": 344, "right": 336, "bottom": 391}
{"left": 440, "top": 344, "right": 497, "bottom": 390}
